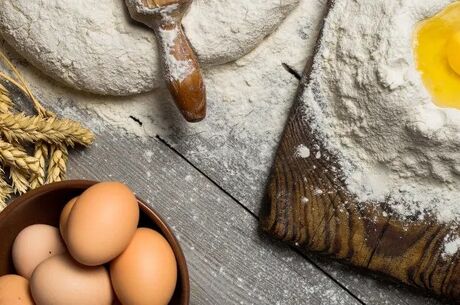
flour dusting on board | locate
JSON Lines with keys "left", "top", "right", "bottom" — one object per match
{"left": 296, "top": 144, "right": 311, "bottom": 158}
{"left": 443, "top": 234, "right": 460, "bottom": 258}
{"left": 302, "top": 0, "right": 460, "bottom": 223}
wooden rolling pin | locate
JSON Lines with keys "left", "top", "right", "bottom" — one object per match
{"left": 125, "top": 0, "right": 206, "bottom": 122}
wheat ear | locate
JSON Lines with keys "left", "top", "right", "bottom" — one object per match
{"left": 29, "top": 143, "right": 49, "bottom": 189}
{"left": 46, "top": 144, "right": 68, "bottom": 183}
{"left": 0, "top": 140, "right": 40, "bottom": 174}
{"left": 10, "top": 167, "right": 30, "bottom": 194}
{"left": 0, "top": 113, "right": 94, "bottom": 146}
{"left": 1, "top": 53, "right": 73, "bottom": 186}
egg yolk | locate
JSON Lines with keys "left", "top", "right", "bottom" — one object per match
{"left": 415, "top": 2, "right": 460, "bottom": 109}
{"left": 448, "top": 32, "right": 460, "bottom": 75}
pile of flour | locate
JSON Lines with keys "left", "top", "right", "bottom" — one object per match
{"left": 303, "top": 0, "right": 460, "bottom": 223}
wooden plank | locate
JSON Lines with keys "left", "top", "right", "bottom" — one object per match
{"left": 261, "top": 99, "right": 460, "bottom": 301}
{"left": 146, "top": 4, "right": 447, "bottom": 305}
{"left": 0, "top": 40, "right": 364, "bottom": 304}
{"left": 61, "top": 125, "right": 362, "bottom": 305}
{"left": 152, "top": 11, "right": 447, "bottom": 305}
{"left": 260, "top": 0, "right": 459, "bottom": 302}
{"left": 0, "top": 0, "right": 446, "bottom": 301}
{"left": 313, "top": 257, "right": 449, "bottom": 305}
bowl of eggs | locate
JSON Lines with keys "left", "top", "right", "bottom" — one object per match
{"left": 0, "top": 180, "right": 189, "bottom": 305}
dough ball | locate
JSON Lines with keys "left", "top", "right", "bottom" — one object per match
{"left": 0, "top": 0, "right": 298, "bottom": 96}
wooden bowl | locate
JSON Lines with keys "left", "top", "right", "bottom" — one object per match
{"left": 0, "top": 180, "right": 190, "bottom": 305}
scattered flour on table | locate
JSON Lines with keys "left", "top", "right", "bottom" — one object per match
{"left": 143, "top": 150, "right": 154, "bottom": 163}
{"left": 3, "top": 16, "right": 366, "bottom": 305}
{"left": 12, "top": 0, "right": 328, "bottom": 209}
{"left": 302, "top": 0, "right": 460, "bottom": 223}
{"left": 0, "top": 3, "right": 396, "bottom": 302}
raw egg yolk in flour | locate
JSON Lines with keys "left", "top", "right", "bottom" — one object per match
{"left": 415, "top": 2, "right": 460, "bottom": 109}
{"left": 448, "top": 32, "right": 460, "bottom": 75}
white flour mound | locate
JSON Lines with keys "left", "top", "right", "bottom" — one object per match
{"left": 303, "top": 0, "right": 460, "bottom": 223}
{"left": 0, "top": 0, "right": 298, "bottom": 96}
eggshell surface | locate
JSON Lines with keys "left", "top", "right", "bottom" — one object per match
{"left": 66, "top": 182, "right": 139, "bottom": 266}
{"left": 0, "top": 274, "right": 34, "bottom": 305}
{"left": 59, "top": 197, "right": 78, "bottom": 240}
{"left": 12, "top": 224, "right": 66, "bottom": 279}
{"left": 30, "top": 254, "right": 113, "bottom": 305}
{"left": 110, "top": 228, "right": 177, "bottom": 305}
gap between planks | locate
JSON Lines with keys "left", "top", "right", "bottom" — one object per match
{"left": 65, "top": 128, "right": 363, "bottom": 305}
{"left": 156, "top": 135, "right": 367, "bottom": 305}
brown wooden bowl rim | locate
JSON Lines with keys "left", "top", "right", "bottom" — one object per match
{"left": 0, "top": 179, "right": 190, "bottom": 305}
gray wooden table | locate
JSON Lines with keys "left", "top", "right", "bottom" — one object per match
{"left": 0, "top": 2, "right": 450, "bottom": 303}
{"left": 61, "top": 107, "right": 447, "bottom": 305}
{"left": 23, "top": 64, "right": 446, "bottom": 305}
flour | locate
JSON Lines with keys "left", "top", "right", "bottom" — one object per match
{"left": 1, "top": 0, "right": 327, "bottom": 216}
{"left": 125, "top": 0, "right": 179, "bottom": 17}
{"left": 302, "top": 0, "right": 460, "bottom": 223}
{"left": 0, "top": 0, "right": 298, "bottom": 95}
{"left": 443, "top": 235, "right": 460, "bottom": 258}
{"left": 157, "top": 28, "right": 194, "bottom": 82}
{"left": 296, "top": 144, "right": 311, "bottom": 158}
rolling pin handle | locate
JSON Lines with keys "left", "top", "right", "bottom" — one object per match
{"left": 155, "top": 21, "right": 206, "bottom": 123}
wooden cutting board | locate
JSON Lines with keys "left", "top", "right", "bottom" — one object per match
{"left": 259, "top": 1, "right": 460, "bottom": 301}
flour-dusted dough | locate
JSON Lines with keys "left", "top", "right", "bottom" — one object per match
{"left": 0, "top": 0, "right": 298, "bottom": 96}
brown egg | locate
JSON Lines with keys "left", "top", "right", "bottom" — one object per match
{"left": 112, "top": 298, "right": 122, "bottom": 305}
{"left": 110, "top": 228, "right": 177, "bottom": 305}
{"left": 66, "top": 182, "right": 139, "bottom": 266}
{"left": 0, "top": 274, "right": 34, "bottom": 305}
{"left": 30, "top": 254, "right": 113, "bottom": 305}
{"left": 59, "top": 197, "right": 78, "bottom": 241}
{"left": 12, "top": 224, "right": 66, "bottom": 279}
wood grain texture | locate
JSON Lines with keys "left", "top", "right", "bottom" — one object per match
{"left": 61, "top": 123, "right": 361, "bottom": 304}
{"left": 1, "top": 14, "right": 446, "bottom": 304}
{"left": 150, "top": 4, "right": 447, "bottom": 305}
{"left": 260, "top": 40, "right": 460, "bottom": 304}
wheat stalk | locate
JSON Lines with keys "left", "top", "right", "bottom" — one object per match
{"left": 47, "top": 144, "right": 68, "bottom": 183}
{"left": 0, "top": 140, "right": 40, "bottom": 175}
{"left": 0, "top": 53, "right": 53, "bottom": 120}
{"left": 0, "top": 113, "right": 94, "bottom": 146}
{"left": 0, "top": 52, "right": 51, "bottom": 116}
